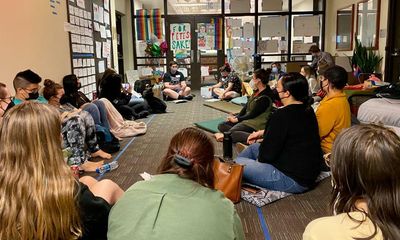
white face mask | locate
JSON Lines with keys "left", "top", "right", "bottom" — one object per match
{"left": 249, "top": 79, "right": 257, "bottom": 90}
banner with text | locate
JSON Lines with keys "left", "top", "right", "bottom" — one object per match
{"left": 170, "top": 23, "right": 191, "bottom": 50}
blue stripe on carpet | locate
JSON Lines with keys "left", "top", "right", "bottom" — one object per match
{"left": 96, "top": 114, "right": 156, "bottom": 180}
{"left": 257, "top": 207, "right": 271, "bottom": 240}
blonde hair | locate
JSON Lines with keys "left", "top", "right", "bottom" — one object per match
{"left": 0, "top": 102, "right": 81, "bottom": 240}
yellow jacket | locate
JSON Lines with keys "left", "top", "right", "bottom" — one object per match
{"left": 316, "top": 92, "right": 351, "bottom": 153}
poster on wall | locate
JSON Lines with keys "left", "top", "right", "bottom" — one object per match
{"left": 197, "top": 23, "right": 215, "bottom": 50}
{"left": 170, "top": 23, "right": 191, "bottom": 51}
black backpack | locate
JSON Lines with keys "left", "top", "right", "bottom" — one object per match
{"left": 134, "top": 79, "right": 152, "bottom": 94}
{"left": 376, "top": 81, "right": 400, "bottom": 99}
{"left": 142, "top": 86, "right": 167, "bottom": 114}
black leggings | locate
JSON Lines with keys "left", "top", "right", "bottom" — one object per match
{"left": 218, "top": 122, "right": 255, "bottom": 144}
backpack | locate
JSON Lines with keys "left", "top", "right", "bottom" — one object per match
{"left": 376, "top": 81, "right": 400, "bottom": 99}
{"left": 142, "top": 86, "right": 167, "bottom": 113}
{"left": 96, "top": 125, "right": 120, "bottom": 153}
{"left": 134, "top": 79, "right": 152, "bottom": 94}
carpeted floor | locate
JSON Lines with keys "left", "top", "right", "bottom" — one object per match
{"left": 95, "top": 90, "right": 332, "bottom": 240}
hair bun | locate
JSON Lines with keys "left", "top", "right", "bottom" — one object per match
{"left": 44, "top": 79, "right": 55, "bottom": 87}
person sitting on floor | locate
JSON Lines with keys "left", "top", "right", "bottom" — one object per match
{"left": 269, "top": 62, "right": 285, "bottom": 81}
{"left": 0, "top": 82, "right": 14, "bottom": 122}
{"left": 215, "top": 68, "right": 274, "bottom": 144}
{"left": 108, "top": 127, "right": 245, "bottom": 240}
{"left": 12, "top": 69, "right": 48, "bottom": 105}
{"left": 235, "top": 72, "right": 322, "bottom": 193}
{"left": 303, "top": 124, "right": 400, "bottom": 240}
{"left": 316, "top": 65, "right": 351, "bottom": 154}
{"left": 162, "top": 60, "right": 193, "bottom": 101}
{"left": 209, "top": 63, "right": 242, "bottom": 100}
{"left": 62, "top": 74, "right": 112, "bottom": 130}
{"left": 300, "top": 65, "right": 319, "bottom": 96}
{"left": 99, "top": 73, "right": 150, "bottom": 120}
{"left": 43, "top": 79, "right": 112, "bottom": 171}
{"left": 0, "top": 102, "right": 124, "bottom": 240}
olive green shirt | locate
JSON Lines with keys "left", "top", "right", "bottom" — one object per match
{"left": 108, "top": 174, "right": 245, "bottom": 240}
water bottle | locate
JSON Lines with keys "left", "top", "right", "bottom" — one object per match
{"left": 223, "top": 132, "right": 233, "bottom": 160}
{"left": 96, "top": 161, "right": 119, "bottom": 174}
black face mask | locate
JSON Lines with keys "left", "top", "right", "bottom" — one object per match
{"left": 0, "top": 100, "right": 15, "bottom": 117}
{"left": 59, "top": 95, "right": 68, "bottom": 105}
{"left": 5, "top": 101, "right": 15, "bottom": 112}
{"left": 271, "top": 88, "right": 280, "bottom": 101}
{"left": 26, "top": 91, "right": 39, "bottom": 100}
{"left": 320, "top": 80, "right": 329, "bottom": 92}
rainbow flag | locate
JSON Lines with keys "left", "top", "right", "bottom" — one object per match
{"left": 149, "top": 9, "right": 163, "bottom": 39}
{"left": 136, "top": 9, "right": 149, "bottom": 40}
{"left": 213, "top": 18, "right": 223, "bottom": 50}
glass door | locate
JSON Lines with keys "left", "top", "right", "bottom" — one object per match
{"left": 166, "top": 15, "right": 224, "bottom": 89}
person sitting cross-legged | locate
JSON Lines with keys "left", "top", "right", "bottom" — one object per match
{"left": 162, "top": 60, "right": 193, "bottom": 101}
{"left": 235, "top": 72, "right": 323, "bottom": 193}
{"left": 209, "top": 63, "right": 242, "bottom": 100}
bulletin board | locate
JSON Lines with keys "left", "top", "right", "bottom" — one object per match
{"left": 66, "top": 0, "right": 113, "bottom": 100}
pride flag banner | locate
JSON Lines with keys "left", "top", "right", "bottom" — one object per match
{"left": 150, "top": 9, "right": 163, "bottom": 39}
{"left": 136, "top": 9, "right": 149, "bottom": 40}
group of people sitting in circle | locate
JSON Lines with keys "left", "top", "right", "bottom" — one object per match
{"left": 0, "top": 48, "right": 399, "bottom": 239}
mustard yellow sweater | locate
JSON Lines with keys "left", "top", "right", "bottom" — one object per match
{"left": 316, "top": 92, "right": 351, "bottom": 153}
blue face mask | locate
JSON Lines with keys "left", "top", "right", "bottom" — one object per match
{"left": 272, "top": 67, "right": 278, "bottom": 73}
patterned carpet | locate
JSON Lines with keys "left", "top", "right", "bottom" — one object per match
{"left": 94, "top": 91, "right": 332, "bottom": 240}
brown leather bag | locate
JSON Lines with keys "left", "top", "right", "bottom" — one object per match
{"left": 213, "top": 157, "right": 244, "bottom": 203}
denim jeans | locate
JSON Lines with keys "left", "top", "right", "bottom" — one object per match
{"left": 82, "top": 102, "right": 110, "bottom": 130}
{"left": 92, "top": 100, "right": 110, "bottom": 129}
{"left": 236, "top": 143, "right": 308, "bottom": 193}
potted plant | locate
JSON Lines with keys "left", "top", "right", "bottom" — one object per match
{"left": 349, "top": 39, "right": 383, "bottom": 82}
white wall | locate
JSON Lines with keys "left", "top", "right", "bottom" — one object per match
{"left": 325, "top": 0, "right": 388, "bottom": 75}
{"left": 0, "top": 1, "right": 71, "bottom": 93}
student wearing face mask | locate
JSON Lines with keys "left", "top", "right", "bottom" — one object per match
{"left": 315, "top": 65, "right": 351, "bottom": 154}
{"left": 235, "top": 73, "right": 322, "bottom": 193}
{"left": 215, "top": 68, "right": 274, "bottom": 144}
{"left": 0, "top": 83, "right": 14, "bottom": 122}
{"left": 163, "top": 61, "right": 193, "bottom": 101}
{"left": 269, "top": 62, "right": 285, "bottom": 82}
{"left": 12, "top": 69, "right": 47, "bottom": 105}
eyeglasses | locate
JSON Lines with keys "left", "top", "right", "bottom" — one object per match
{"left": 24, "top": 86, "right": 41, "bottom": 93}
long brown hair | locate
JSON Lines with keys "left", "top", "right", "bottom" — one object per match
{"left": 330, "top": 124, "right": 400, "bottom": 239}
{"left": 0, "top": 102, "right": 81, "bottom": 239}
{"left": 157, "top": 127, "right": 215, "bottom": 188}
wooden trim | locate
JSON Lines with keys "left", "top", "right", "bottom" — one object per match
{"left": 336, "top": 4, "right": 354, "bottom": 51}
{"left": 355, "top": 0, "right": 381, "bottom": 50}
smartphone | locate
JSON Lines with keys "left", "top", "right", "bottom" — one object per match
{"left": 122, "top": 83, "right": 130, "bottom": 90}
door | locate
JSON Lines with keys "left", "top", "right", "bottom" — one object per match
{"left": 166, "top": 15, "right": 224, "bottom": 89}
{"left": 384, "top": 0, "right": 400, "bottom": 83}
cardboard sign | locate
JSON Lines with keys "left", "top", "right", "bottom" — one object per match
{"left": 170, "top": 23, "right": 191, "bottom": 50}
